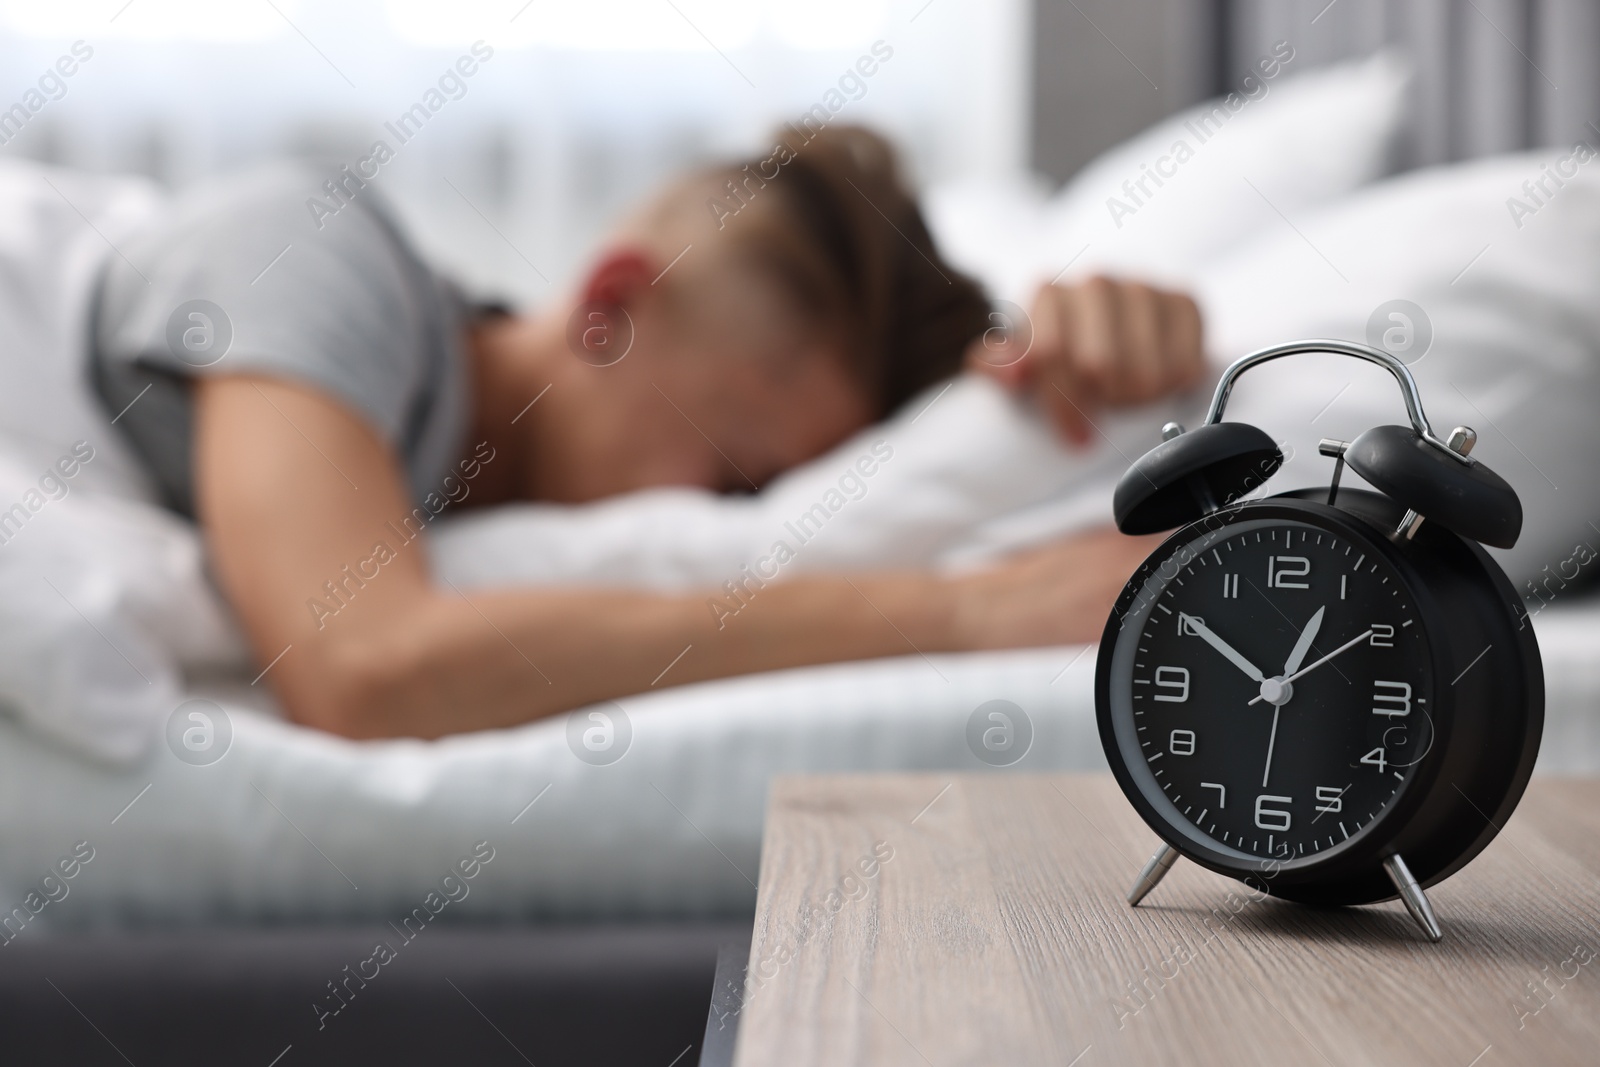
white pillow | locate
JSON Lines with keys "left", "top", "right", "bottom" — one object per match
{"left": 1043, "top": 50, "right": 1410, "bottom": 284}
{"left": 1196, "top": 148, "right": 1600, "bottom": 586}
{"left": 429, "top": 374, "right": 1143, "bottom": 590}
{"left": 0, "top": 158, "right": 167, "bottom": 503}
{"left": 0, "top": 452, "right": 245, "bottom": 764}
{"left": 926, "top": 50, "right": 1411, "bottom": 301}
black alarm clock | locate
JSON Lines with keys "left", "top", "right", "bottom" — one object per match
{"left": 1095, "top": 339, "right": 1542, "bottom": 942}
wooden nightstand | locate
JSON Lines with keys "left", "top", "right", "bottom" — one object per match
{"left": 720, "top": 774, "right": 1600, "bottom": 1066}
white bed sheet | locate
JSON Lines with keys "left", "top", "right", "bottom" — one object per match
{"left": 4, "top": 596, "right": 1598, "bottom": 929}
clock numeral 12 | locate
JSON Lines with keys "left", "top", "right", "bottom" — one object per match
{"left": 1268, "top": 555, "right": 1310, "bottom": 589}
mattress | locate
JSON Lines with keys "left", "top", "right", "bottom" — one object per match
{"left": 4, "top": 598, "right": 1597, "bottom": 929}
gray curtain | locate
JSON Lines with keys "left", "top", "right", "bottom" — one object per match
{"left": 1032, "top": 0, "right": 1600, "bottom": 182}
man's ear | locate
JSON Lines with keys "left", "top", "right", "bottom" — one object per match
{"left": 581, "top": 246, "right": 656, "bottom": 308}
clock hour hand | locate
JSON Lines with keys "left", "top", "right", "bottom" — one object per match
{"left": 1178, "top": 613, "right": 1264, "bottom": 682}
{"left": 1281, "top": 605, "right": 1326, "bottom": 676}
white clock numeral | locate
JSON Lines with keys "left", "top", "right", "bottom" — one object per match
{"left": 1370, "top": 623, "right": 1395, "bottom": 648}
{"left": 1314, "top": 785, "right": 1345, "bottom": 815}
{"left": 1152, "top": 666, "right": 1190, "bottom": 703}
{"left": 1340, "top": 574, "right": 1347, "bottom": 600}
{"left": 1360, "top": 747, "right": 1388, "bottom": 773}
{"left": 1254, "top": 794, "right": 1293, "bottom": 831}
{"left": 1222, "top": 573, "right": 1239, "bottom": 598}
{"left": 1371, "top": 679, "right": 1411, "bottom": 718}
{"left": 1169, "top": 729, "right": 1196, "bottom": 756}
{"left": 1200, "top": 781, "right": 1226, "bottom": 809}
{"left": 1267, "top": 555, "right": 1311, "bottom": 589}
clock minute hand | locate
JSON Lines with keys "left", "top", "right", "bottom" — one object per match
{"left": 1179, "top": 613, "right": 1265, "bottom": 682}
{"left": 1248, "top": 627, "right": 1374, "bottom": 705}
{"left": 1282, "top": 605, "right": 1326, "bottom": 676}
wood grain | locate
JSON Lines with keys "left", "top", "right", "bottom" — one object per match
{"left": 732, "top": 775, "right": 1600, "bottom": 1067}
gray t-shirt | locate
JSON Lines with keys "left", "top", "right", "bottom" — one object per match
{"left": 90, "top": 165, "right": 470, "bottom": 516}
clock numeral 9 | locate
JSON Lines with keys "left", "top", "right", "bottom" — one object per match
{"left": 1314, "top": 785, "right": 1345, "bottom": 815}
{"left": 1169, "top": 729, "right": 1196, "bottom": 756}
{"left": 1371, "top": 680, "right": 1411, "bottom": 718}
{"left": 1267, "top": 555, "right": 1310, "bottom": 589}
{"left": 1254, "top": 794, "right": 1293, "bottom": 831}
{"left": 1152, "top": 666, "right": 1190, "bottom": 703}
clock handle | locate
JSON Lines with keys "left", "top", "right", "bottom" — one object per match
{"left": 1202, "top": 339, "right": 1470, "bottom": 467}
{"left": 1126, "top": 843, "right": 1180, "bottom": 906}
{"left": 1383, "top": 854, "right": 1444, "bottom": 942}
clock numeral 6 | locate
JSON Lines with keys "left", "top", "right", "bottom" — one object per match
{"left": 1168, "top": 729, "right": 1196, "bottom": 756}
{"left": 1371, "top": 679, "right": 1411, "bottom": 718}
{"left": 1152, "top": 666, "right": 1190, "bottom": 703}
{"left": 1254, "top": 794, "right": 1293, "bottom": 831}
{"left": 1267, "top": 555, "right": 1310, "bottom": 589}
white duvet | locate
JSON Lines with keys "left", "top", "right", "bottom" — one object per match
{"left": 4, "top": 53, "right": 1600, "bottom": 923}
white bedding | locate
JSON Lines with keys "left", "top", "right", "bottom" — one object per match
{"left": 5, "top": 599, "right": 1599, "bottom": 928}
{"left": 3, "top": 56, "right": 1600, "bottom": 925}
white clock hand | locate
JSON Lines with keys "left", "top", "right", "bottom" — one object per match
{"left": 1178, "top": 613, "right": 1264, "bottom": 682}
{"left": 1282, "top": 605, "right": 1325, "bottom": 676}
{"left": 1248, "top": 627, "right": 1374, "bottom": 705}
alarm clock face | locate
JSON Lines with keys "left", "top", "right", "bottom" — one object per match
{"left": 1102, "top": 514, "right": 1437, "bottom": 868}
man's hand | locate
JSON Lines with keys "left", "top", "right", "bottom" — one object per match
{"left": 967, "top": 276, "right": 1205, "bottom": 446}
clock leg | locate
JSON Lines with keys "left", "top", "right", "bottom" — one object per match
{"left": 1126, "top": 844, "right": 1180, "bottom": 907}
{"left": 1382, "top": 854, "right": 1443, "bottom": 943}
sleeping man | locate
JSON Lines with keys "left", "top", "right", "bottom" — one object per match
{"left": 90, "top": 125, "right": 1206, "bottom": 739}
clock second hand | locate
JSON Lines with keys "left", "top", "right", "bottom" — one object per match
{"left": 1248, "top": 627, "right": 1375, "bottom": 706}
{"left": 1262, "top": 705, "right": 1281, "bottom": 788}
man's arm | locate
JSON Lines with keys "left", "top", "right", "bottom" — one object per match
{"left": 198, "top": 376, "right": 1143, "bottom": 739}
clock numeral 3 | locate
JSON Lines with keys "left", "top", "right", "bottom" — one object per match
{"left": 1371, "top": 679, "right": 1411, "bottom": 718}
{"left": 1254, "top": 794, "right": 1293, "bottom": 831}
{"left": 1169, "top": 729, "right": 1196, "bottom": 756}
{"left": 1152, "top": 666, "right": 1190, "bottom": 703}
{"left": 1267, "top": 555, "right": 1311, "bottom": 589}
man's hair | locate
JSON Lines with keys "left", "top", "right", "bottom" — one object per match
{"left": 701, "top": 125, "right": 992, "bottom": 418}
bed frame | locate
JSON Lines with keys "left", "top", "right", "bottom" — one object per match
{"left": 0, "top": 921, "right": 747, "bottom": 1066}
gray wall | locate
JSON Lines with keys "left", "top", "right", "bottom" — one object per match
{"left": 1032, "top": 0, "right": 1600, "bottom": 184}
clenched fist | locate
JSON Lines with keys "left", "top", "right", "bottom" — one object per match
{"left": 968, "top": 276, "right": 1206, "bottom": 446}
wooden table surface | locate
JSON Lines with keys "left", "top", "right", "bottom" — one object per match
{"left": 730, "top": 774, "right": 1600, "bottom": 1067}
